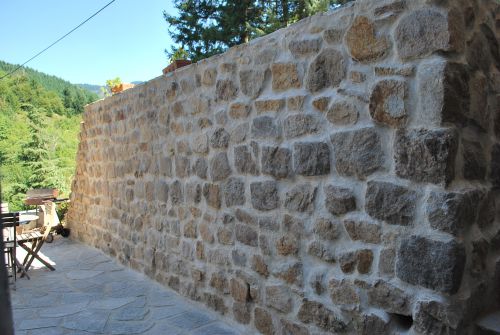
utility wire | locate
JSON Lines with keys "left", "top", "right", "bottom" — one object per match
{"left": 0, "top": 0, "right": 116, "bottom": 80}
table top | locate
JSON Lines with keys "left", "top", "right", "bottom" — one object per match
{"left": 19, "top": 214, "right": 39, "bottom": 224}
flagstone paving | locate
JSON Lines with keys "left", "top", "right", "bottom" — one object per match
{"left": 10, "top": 237, "right": 247, "bottom": 335}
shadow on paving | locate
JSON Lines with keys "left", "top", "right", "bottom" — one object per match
{"left": 10, "top": 237, "right": 246, "bottom": 335}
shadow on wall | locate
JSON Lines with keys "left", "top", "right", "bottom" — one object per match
{"left": 0, "top": 186, "right": 14, "bottom": 335}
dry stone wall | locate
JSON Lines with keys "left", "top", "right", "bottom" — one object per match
{"left": 67, "top": 0, "right": 500, "bottom": 333}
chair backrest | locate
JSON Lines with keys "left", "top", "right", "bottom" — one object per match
{"left": 1, "top": 213, "right": 19, "bottom": 229}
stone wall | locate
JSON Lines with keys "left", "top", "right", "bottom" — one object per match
{"left": 67, "top": 0, "right": 500, "bottom": 333}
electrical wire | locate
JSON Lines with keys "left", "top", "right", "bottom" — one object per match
{"left": 0, "top": 0, "right": 116, "bottom": 80}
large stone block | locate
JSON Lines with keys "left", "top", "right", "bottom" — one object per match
{"left": 343, "top": 219, "right": 381, "bottom": 244}
{"left": 234, "top": 145, "right": 258, "bottom": 175}
{"left": 394, "top": 128, "right": 458, "bottom": 185}
{"left": 235, "top": 224, "right": 258, "bottom": 247}
{"left": 413, "top": 300, "right": 462, "bottom": 334}
{"left": 283, "top": 114, "right": 319, "bottom": 139}
{"left": 326, "top": 100, "right": 359, "bottom": 125}
{"left": 215, "top": 79, "right": 238, "bottom": 102}
{"left": 395, "top": 9, "right": 461, "bottom": 60}
{"left": 346, "top": 16, "right": 389, "bottom": 62}
{"left": 250, "top": 181, "right": 279, "bottom": 211}
{"left": 297, "top": 299, "right": 347, "bottom": 332}
{"left": 224, "top": 177, "right": 245, "bottom": 207}
{"left": 261, "top": 146, "right": 292, "bottom": 179}
{"left": 271, "top": 63, "right": 301, "bottom": 90}
{"left": 209, "top": 152, "right": 231, "bottom": 182}
{"left": 251, "top": 116, "right": 281, "bottom": 139}
{"left": 306, "top": 48, "right": 346, "bottom": 93}
{"left": 239, "top": 69, "right": 266, "bottom": 98}
{"left": 193, "top": 157, "right": 208, "bottom": 179}
{"left": 331, "top": 128, "right": 384, "bottom": 179}
{"left": 210, "top": 128, "right": 230, "bottom": 149}
{"left": 369, "top": 79, "right": 408, "bottom": 127}
{"left": 230, "top": 278, "right": 250, "bottom": 302}
{"left": 289, "top": 37, "right": 322, "bottom": 57}
{"left": 396, "top": 235, "right": 466, "bottom": 293}
{"left": 293, "top": 142, "right": 330, "bottom": 176}
{"left": 324, "top": 185, "right": 356, "bottom": 216}
{"left": 285, "top": 184, "right": 317, "bottom": 213}
{"left": 417, "top": 59, "right": 470, "bottom": 127}
{"left": 367, "top": 280, "right": 410, "bottom": 315}
{"left": 426, "top": 189, "right": 480, "bottom": 236}
{"left": 462, "top": 139, "right": 486, "bottom": 180}
{"left": 266, "top": 285, "right": 292, "bottom": 313}
{"left": 254, "top": 307, "right": 275, "bottom": 335}
{"left": 203, "top": 183, "right": 221, "bottom": 209}
{"left": 365, "top": 180, "right": 417, "bottom": 226}
{"left": 491, "top": 144, "right": 500, "bottom": 188}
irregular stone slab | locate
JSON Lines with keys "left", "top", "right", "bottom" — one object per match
{"left": 39, "top": 302, "right": 89, "bottom": 318}
{"left": 396, "top": 235, "right": 466, "bottom": 293}
{"left": 261, "top": 146, "right": 292, "bottom": 179}
{"left": 297, "top": 299, "right": 347, "bottom": 332}
{"left": 235, "top": 224, "right": 258, "bottom": 246}
{"left": 254, "top": 307, "right": 275, "bottom": 335}
{"left": 61, "top": 310, "right": 109, "bottom": 332}
{"left": 89, "top": 296, "right": 137, "bottom": 310}
{"left": 329, "top": 278, "right": 360, "bottom": 305}
{"left": 234, "top": 145, "right": 258, "bottom": 175}
{"left": 369, "top": 79, "right": 408, "bottom": 127}
{"left": 66, "top": 270, "right": 104, "bottom": 280}
{"left": 289, "top": 37, "right": 322, "bottom": 56}
{"left": 210, "top": 128, "right": 230, "bottom": 149}
{"left": 283, "top": 114, "right": 320, "bottom": 138}
{"left": 209, "top": 152, "right": 231, "bottom": 182}
{"left": 462, "top": 139, "right": 486, "bottom": 180}
{"left": 395, "top": 9, "right": 460, "bottom": 60}
{"left": 271, "top": 63, "right": 301, "bottom": 90}
{"left": 413, "top": 300, "right": 462, "bottom": 334}
{"left": 251, "top": 116, "right": 281, "bottom": 139}
{"left": 105, "top": 320, "right": 154, "bottom": 335}
{"left": 192, "top": 322, "right": 241, "bottom": 335}
{"left": 367, "top": 280, "right": 411, "bottom": 315}
{"left": 343, "top": 219, "right": 381, "bottom": 244}
{"left": 112, "top": 307, "right": 149, "bottom": 321}
{"left": 285, "top": 183, "right": 317, "bottom": 213}
{"left": 365, "top": 180, "right": 417, "bottom": 226}
{"left": 239, "top": 69, "right": 266, "bottom": 98}
{"left": 394, "top": 128, "right": 458, "bottom": 185}
{"left": 17, "top": 318, "right": 61, "bottom": 331}
{"left": 215, "top": 79, "right": 238, "bottom": 102}
{"left": 346, "top": 16, "right": 389, "bottom": 62}
{"left": 229, "top": 102, "right": 251, "bottom": 119}
{"left": 324, "top": 185, "right": 356, "bottom": 216}
{"left": 331, "top": 128, "right": 384, "bottom": 179}
{"left": 166, "top": 310, "right": 216, "bottom": 330}
{"left": 306, "top": 48, "right": 346, "bottom": 92}
{"left": 326, "top": 100, "right": 359, "bottom": 125}
{"left": 224, "top": 177, "right": 245, "bottom": 207}
{"left": 266, "top": 285, "right": 293, "bottom": 313}
{"left": 293, "top": 142, "right": 330, "bottom": 176}
{"left": 250, "top": 181, "right": 279, "bottom": 211}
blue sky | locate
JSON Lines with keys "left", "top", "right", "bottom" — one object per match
{"left": 0, "top": 0, "right": 177, "bottom": 85}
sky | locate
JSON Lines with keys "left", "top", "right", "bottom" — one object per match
{"left": 0, "top": 0, "right": 178, "bottom": 85}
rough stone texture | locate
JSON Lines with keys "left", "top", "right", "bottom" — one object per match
{"left": 297, "top": 300, "right": 347, "bottom": 332}
{"left": 367, "top": 280, "right": 411, "bottom": 315}
{"left": 396, "top": 236, "right": 466, "bottom": 293}
{"left": 395, "top": 128, "right": 458, "bottom": 185}
{"left": 331, "top": 128, "right": 384, "bottom": 179}
{"left": 266, "top": 285, "right": 292, "bottom": 313}
{"left": 293, "top": 142, "right": 330, "bottom": 176}
{"left": 365, "top": 181, "right": 417, "bottom": 226}
{"left": 250, "top": 181, "right": 279, "bottom": 211}
{"left": 326, "top": 100, "right": 358, "bottom": 125}
{"left": 413, "top": 300, "right": 462, "bottom": 334}
{"left": 346, "top": 16, "right": 389, "bottom": 62}
{"left": 284, "top": 184, "right": 317, "bottom": 213}
{"left": 306, "top": 48, "right": 346, "bottom": 93}
{"left": 343, "top": 219, "right": 381, "bottom": 244}
{"left": 324, "top": 185, "right": 356, "bottom": 216}
{"left": 209, "top": 152, "right": 231, "bottom": 182}
{"left": 271, "top": 63, "right": 301, "bottom": 91}
{"left": 426, "top": 189, "right": 480, "bottom": 236}
{"left": 261, "top": 146, "right": 292, "bottom": 179}
{"left": 283, "top": 114, "right": 319, "bottom": 139}
{"left": 68, "top": 1, "right": 500, "bottom": 334}
{"left": 254, "top": 307, "right": 275, "bottom": 335}
{"left": 369, "top": 79, "right": 407, "bottom": 127}
{"left": 395, "top": 8, "right": 460, "bottom": 60}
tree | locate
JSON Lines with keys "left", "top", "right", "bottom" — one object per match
{"left": 164, "top": 0, "right": 352, "bottom": 61}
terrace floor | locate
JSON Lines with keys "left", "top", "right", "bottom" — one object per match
{"left": 10, "top": 237, "right": 245, "bottom": 335}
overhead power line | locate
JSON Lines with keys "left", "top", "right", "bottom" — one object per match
{"left": 0, "top": 0, "right": 116, "bottom": 80}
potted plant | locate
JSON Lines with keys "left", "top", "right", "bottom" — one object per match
{"left": 163, "top": 48, "right": 191, "bottom": 75}
{"left": 105, "top": 77, "right": 135, "bottom": 95}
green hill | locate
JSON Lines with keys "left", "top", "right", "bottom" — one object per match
{"left": 0, "top": 61, "right": 99, "bottom": 211}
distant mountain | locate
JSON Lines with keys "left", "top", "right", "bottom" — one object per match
{"left": 77, "top": 83, "right": 104, "bottom": 98}
{"left": 0, "top": 60, "right": 98, "bottom": 105}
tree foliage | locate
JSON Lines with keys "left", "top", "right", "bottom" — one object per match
{"left": 0, "top": 61, "right": 97, "bottom": 211}
{"left": 164, "top": 0, "right": 352, "bottom": 62}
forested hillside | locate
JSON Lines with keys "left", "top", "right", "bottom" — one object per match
{"left": 0, "top": 61, "right": 98, "bottom": 210}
